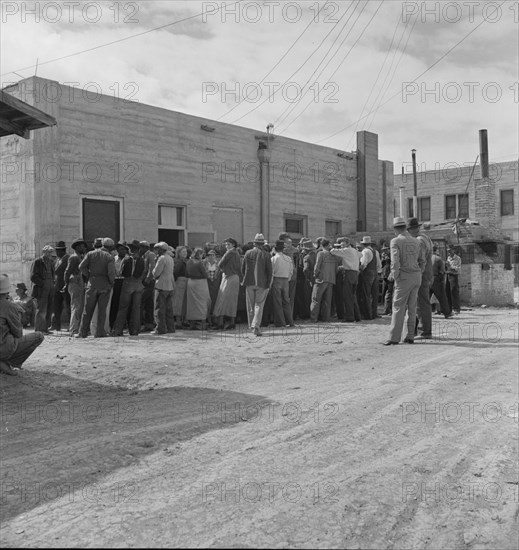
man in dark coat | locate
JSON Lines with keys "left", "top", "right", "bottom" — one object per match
{"left": 30, "top": 245, "right": 55, "bottom": 334}
{"left": 51, "top": 241, "right": 70, "bottom": 331}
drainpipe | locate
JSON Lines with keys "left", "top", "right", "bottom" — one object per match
{"left": 257, "top": 143, "right": 271, "bottom": 241}
{"left": 479, "top": 129, "right": 489, "bottom": 178}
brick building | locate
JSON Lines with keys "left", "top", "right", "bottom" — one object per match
{"left": 1, "top": 77, "right": 394, "bottom": 286}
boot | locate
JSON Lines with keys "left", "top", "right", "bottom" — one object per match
{"left": 210, "top": 316, "right": 223, "bottom": 330}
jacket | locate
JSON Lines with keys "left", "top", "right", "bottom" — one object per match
{"left": 30, "top": 257, "right": 55, "bottom": 299}
{"left": 242, "top": 246, "right": 272, "bottom": 289}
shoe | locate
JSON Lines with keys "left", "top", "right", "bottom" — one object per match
{"left": 416, "top": 333, "right": 433, "bottom": 339}
{"left": 444, "top": 313, "right": 454, "bottom": 319}
{"left": 150, "top": 330, "right": 166, "bottom": 335}
{"left": 403, "top": 338, "right": 414, "bottom": 344}
{"left": 383, "top": 340, "right": 399, "bottom": 346}
{"left": 0, "top": 361, "right": 17, "bottom": 376}
{"left": 74, "top": 334, "right": 86, "bottom": 339}
{"left": 223, "top": 324, "right": 236, "bottom": 330}
{"left": 253, "top": 326, "right": 262, "bottom": 337}
{"left": 286, "top": 324, "right": 296, "bottom": 328}
{"left": 42, "top": 330, "right": 54, "bottom": 335}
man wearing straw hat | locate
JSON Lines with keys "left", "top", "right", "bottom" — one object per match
{"left": 0, "top": 274, "right": 44, "bottom": 376}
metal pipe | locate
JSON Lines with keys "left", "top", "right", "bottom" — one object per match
{"left": 479, "top": 129, "right": 489, "bottom": 178}
{"left": 412, "top": 148, "right": 418, "bottom": 218}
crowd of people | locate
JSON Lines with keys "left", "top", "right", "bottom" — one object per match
{"left": 0, "top": 218, "right": 463, "bottom": 375}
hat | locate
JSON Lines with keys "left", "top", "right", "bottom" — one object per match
{"left": 93, "top": 237, "right": 103, "bottom": 248}
{"left": 139, "top": 240, "right": 150, "bottom": 247}
{"left": 224, "top": 237, "right": 238, "bottom": 248}
{"left": 116, "top": 241, "right": 129, "bottom": 251}
{"left": 447, "top": 244, "right": 455, "bottom": 251}
{"left": 253, "top": 233, "right": 265, "bottom": 244}
{"left": 407, "top": 217, "right": 421, "bottom": 230}
{"left": 71, "top": 238, "right": 87, "bottom": 250}
{"left": 55, "top": 241, "right": 66, "bottom": 250}
{"left": 153, "top": 241, "right": 169, "bottom": 251}
{"left": 302, "top": 239, "right": 315, "bottom": 250}
{"left": 360, "top": 236, "right": 371, "bottom": 244}
{"left": 333, "top": 243, "right": 341, "bottom": 248}
{"left": 42, "top": 245, "right": 55, "bottom": 253}
{"left": 207, "top": 249, "right": 216, "bottom": 255}
{"left": 129, "top": 239, "right": 141, "bottom": 251}
{"left": 0, "top": 274, "right": 10, "bottom": 294}
{"left": 16, "top": 282, "right": 27, "bottom": 291}
{"left": 422, "top": 222, "right": 431, "bottom": 230}
{"left": 102, "top": 238, "right": 115, "bottom": 247}
{"left": 381, "top": 243, "right": 390, "bottom": 251}
{"left": 393, "top": 216, "right": 407, "bottom": 228}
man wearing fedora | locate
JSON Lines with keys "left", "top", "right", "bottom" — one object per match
{"left": 51, "top": 241, "right": 70, "bottom": 331}
{"left": 13, "top": 283, "right": 35, "bottom": 327}
{"left": 407, "top": 218, "right": 434, "bottom": 338}
{"left": 358, "top": 236, "right": 378, "bottom": 320}
{"left": 0, "top": 274, "right": 44, "bottom": 376}
{"left": 112, "top": 240, "right": 146, "bottom": 336}
{"left": 271, "top": 239, "right": 295, "bottom": 327}
{"left": 380, "top": 243, "right": 393, "bottom": 315}
{"left": 384, "top": 217, "right": 425, "bottom": 345}
{"left": 30, "top": 245, "right": 56, "bottom": 334}
{"left": 242, "top": 233, "right": 272, "bottom": 336}
{"left": 139, "top": 241, "right": 156, "bottom": 332}
{"left": 76, "top": 237, "right": 116, "bottom": 338}
{"left": 64, "top": 238, "right": 88, "bottom": 335}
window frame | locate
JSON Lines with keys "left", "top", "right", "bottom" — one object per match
{"left": 500, "top": 189, "right": 514, "bottom": 216}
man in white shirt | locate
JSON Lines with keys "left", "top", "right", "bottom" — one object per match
{"left": 271, "top": 240, "right": 295, "bottom": 327}
{"left": 358, "top": 236, "right": 378, "bottom": 320}
{"left": 331, "top": 237, "right": 361, "bottom": 322}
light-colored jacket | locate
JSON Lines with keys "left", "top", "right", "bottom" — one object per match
{"left": 153, "top": 253, "right": 175, "bottom": 291}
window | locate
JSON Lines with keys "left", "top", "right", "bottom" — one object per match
{"left": 82, "top": 197, "right": 121, "bottom": 246}
{"left": 418, "top": 197, "right": 431, "bottom": 221}
{"left": 458, "top": 194, "right": 469, "bottom": 218}
{"left": 408, "top": 197, "right": 430, "bottom": 221}
{"left": 325, "top": 220, "right": 341, "bottom": 239}
{"left": 158, "top": 205, "right": 186, "bottom": 248}
{"left": 445, "top": 195, "right": 456, "bottom": 219}
{"left": 500, "top": 189, "right": 514, "bottom": 216}
{"left": 407, "top": 198, "right": 414, "bottom": 218}
{"left": 445, "top": 194, "right": 469, "bottom": 219}
{"left": 284, "top": 215, "right": 307, "bottom": 239}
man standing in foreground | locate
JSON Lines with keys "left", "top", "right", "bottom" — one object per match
{"left": 384, "top": 217, "right": 425, "bottom": 346}
{"left": 76, "top": 238, "right": 115, "bottom": 338}
{"left": 242, "top": 233, "right": 272, "bottom": 337}
{"left": 407, "top": 218, "right": 433, "bottom": 339}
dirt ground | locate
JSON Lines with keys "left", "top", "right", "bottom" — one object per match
{"left": 1, "top": 307, "right": 518, "bottom": 549}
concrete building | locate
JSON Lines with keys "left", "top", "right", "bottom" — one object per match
{"left": 1, "top": 76, "right": 394, "bottom": 285}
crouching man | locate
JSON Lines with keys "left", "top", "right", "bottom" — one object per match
{"left": 0, "top": 274, "right": 44, "bottom": 376}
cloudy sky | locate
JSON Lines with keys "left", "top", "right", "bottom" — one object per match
{"left": 2, "top": 0, "right": 518, "bottom": 172}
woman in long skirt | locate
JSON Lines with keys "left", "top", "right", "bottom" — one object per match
{"left": 173, "top": 246, "right": 189, "bottom": 328}
{"left": 185, "top": 248, "right": 211, "bottom": 330}
{"left": 203, "top": 250, "right": 222, "bottom": 321}
{"left": 212, "top": 238, "right": 242, "bottom": 330}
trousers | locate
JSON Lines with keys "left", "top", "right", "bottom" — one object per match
{"left": 245, "top": 286, "right": 269, "bottom": 329}
{"left": 388, "top": 271, "right": 421, "bottom": 342}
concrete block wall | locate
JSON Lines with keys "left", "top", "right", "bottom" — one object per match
{"left": 460, "top": 264, "right": 515, "bottom": 306}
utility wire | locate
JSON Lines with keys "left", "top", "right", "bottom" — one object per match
{"left": 217, "top": 0, "right": 333, "bottom": 121}
{"left": 228, "top": 0, "right": 360, "bottom": 124}
{"left": 277, "top": 0, "right": 384, "bottom": 136}
{"left": 316, "top": 0, "right": 508, "bottom": 145}
{"left": 273, "top": 0, "right": 366, "bottom": 129}
{"left": 1, "top": 0, "right": 247, "bottom": 78}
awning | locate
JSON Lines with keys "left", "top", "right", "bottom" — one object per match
{"left": 0, "top": 90, "right": 57, "bottom": 139}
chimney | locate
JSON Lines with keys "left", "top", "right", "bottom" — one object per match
{"left": 474, "top": 129, "right": 497, "bottom": 230}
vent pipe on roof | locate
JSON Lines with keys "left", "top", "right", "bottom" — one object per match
{"left": 479, "top": 129, "right": 489, "bottom": 179}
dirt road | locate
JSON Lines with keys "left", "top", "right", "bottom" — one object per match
{"left": 1, "top": 308, "right": 518, "bottom": 548}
